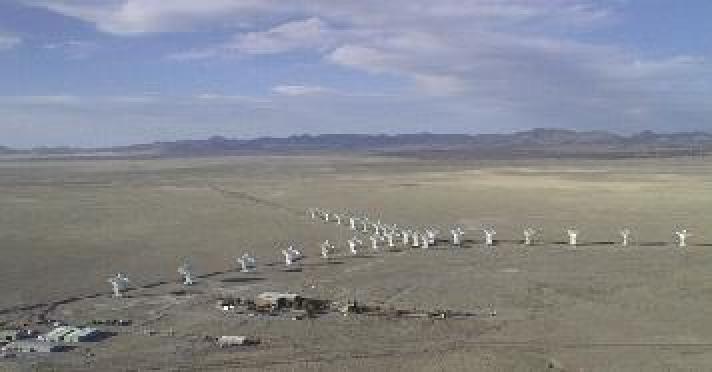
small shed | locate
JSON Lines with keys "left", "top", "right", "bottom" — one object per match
{"left": 65, "top": 327, "right": 100, "bottom": 342}
{"left": 44, "top": 326, "right": 100, "bottom": 342}
{"left": 255, "top": 292, "right": 301, "bottom": 310}
{"left": 217, "top": 336, "right": 258, "bottom": 348}
{"left": 0, "top": 330, "right": 22, "bottom": 343}
{"left": 43, "top": 327, "right": 74, "bottom": 342}
{"left": 3, "top": 341, "right": 61, "bottom": 353}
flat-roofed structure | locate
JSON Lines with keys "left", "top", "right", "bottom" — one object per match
{"left": 0, "top": 330, "right": 22, "bottom": 343}
{"left": 255, "top": 292, "right": 301, "bottom": 309}
{"left": 43, "top": 326, "right": 100, "bottom": 343}
{"left": 217, "top": 335, "right": 259, "bottom": 347}
{"left": 2, "top": 341, "right": 62, "bottom": 353}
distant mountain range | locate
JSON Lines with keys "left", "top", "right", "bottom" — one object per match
{"left": 4, "top": 128, "right": 712, "bottom": 160}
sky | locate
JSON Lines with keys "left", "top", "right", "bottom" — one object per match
{"left": 0, "top": 1, "right": 711, "bottom": 147}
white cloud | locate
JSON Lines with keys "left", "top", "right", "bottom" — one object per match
{"left": 25, "top": 1, "right": 612, "bottom": 35}
{"left": 24, "top": 0, "right": 289, "bottom": 35}
{"left": 166, "top": 17, "right": 336, "bottom": 60}
{"left": 412, "top": 74, "right": 468, "bottom": 96}
{"left": 272, "top": 84, "right": 334, "bottom": 96}
{"left": 0, "top": 95, "right": 82, "bottom": 105}
{"left": 14, "top": 1, "right": 712, "bottom": 138}
{"left": 194, "top": 93, "right": 273, "bottom": 106}
{"left": 43, "top": 40, "right": 97, "bottom": 59}
{"left": 0, "top": 34, "right": 22, "bottom": 51}
{"left": 229, "top": 17, "right": 331, "bottom": 55}
{"left": 327, "top": 45, "right": 399, "bottom": 74}
{"left": 166, "top": 48, "right": 219, "bottom": 61}
{"left": 0, "top": 95, "right": 163, "bottom": 106}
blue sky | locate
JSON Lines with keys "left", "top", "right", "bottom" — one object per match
{"left": 0, "top": 0, "right": 710, "bottom": 147}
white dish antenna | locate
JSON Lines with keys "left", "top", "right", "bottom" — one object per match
{"left": 567, "top": 229, "right": 579, "bottom": 246}
{"left": 675, "top": 229, "right": 690, "bottom": 248}
{"left": 483, "top": 228, "right": 497, "bottom": 246}
{"left": 178, "top": 260, "right": 195, "bottom": 285}
{"left": 108, "top": 273, "right": 130, "bottom": 298}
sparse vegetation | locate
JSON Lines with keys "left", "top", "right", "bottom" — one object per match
{"left": 1, "top": 154, "right": 711, "bottom": 370}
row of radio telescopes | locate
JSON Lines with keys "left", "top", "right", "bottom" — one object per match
{"left": 106, "top": 207, "right": 693, "bottom": 298}
{"left": 308, "top": 208, "right": 691, "bottom": 251}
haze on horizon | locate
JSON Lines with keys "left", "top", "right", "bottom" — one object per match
{"left": 0, "top": 1, "right": 711, "bottom": 148}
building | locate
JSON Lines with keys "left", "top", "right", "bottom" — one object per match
{"left": 43, "top": 326, "right": 100, "bottom": 343}
{"left": 43, "top": 327, "right": 73, "bottom": 342}
{"left": 217, "top": 336, "right": 258, "bottom": 348}
{"left": 65, "top": 327, "right": 101, "bottom": 343}
{"left": 255, "top": 292, "right": 330, "bottom": 313}
{"left": 255, "top": 292, "right": 301, "bottom": 309}
{"left": 2, "top": 341, "right": 61, "bottom": 353}
{"left": 0, "top": 330, "right": 22, "bottom": 343}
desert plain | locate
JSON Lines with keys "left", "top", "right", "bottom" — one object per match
{"left": 1, "top": 154, "right": 711, "bottom": 371}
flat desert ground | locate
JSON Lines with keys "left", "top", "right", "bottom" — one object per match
{"left": 1, "top": 154, "right": 712, "bottom": 371}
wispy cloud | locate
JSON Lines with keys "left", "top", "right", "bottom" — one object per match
{"left": 229, "top": 17, "right": 332, "bottom": 55}
{"left": 42, "top": 40, "right": 97, "bottom": 59}
{"left": 166, "top": 48, "right": 219, "bottom": 61}
{"left": 23, "top": 0, "right": 289, "bottom": 35}
{"left": 0, "top": 95, "right": 82, "bottom": 105}
{"left": 0, "top": 34, "right": 22, "bottom": 51}
{"left": 0, "top": 95, "right": 165, "bottom": 106}
{"left": 272, "top": 84, "right": 335, "bottom": 96}
{"left": 7, "top": 1, "right": 712, "bottom": 146}
{"left": 167, "top": 17, "right": 337, "bottom": 60}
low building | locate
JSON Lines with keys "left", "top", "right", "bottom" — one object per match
{"left": 43, "top": 326, "right": 74, "bottom": 342}
{"left": 255, "top": 292, "right": 301, "bottom": 309}
{"left": 2, "top": 341, "right": 62, "bottom": 353}
{"left": 255, "top": 292, "right": 330, "bottom": 314}
{"left": 217, "top": 336, "right": 258, "bottom": 348}
{"left": 43, "top": 326, "right": 100, "bottom": 343}
{"left": 65, "top": 327, "right": 100, "bottom": 343}
{"left": 0, "top": 330, "right": 22, "bottom": 343}
{"left": 91, "top": 319, "right": 131, "bottom": 326}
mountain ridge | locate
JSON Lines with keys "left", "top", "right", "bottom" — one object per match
{"left": 4, "top": 128, "right": 712, "bottom": 159}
